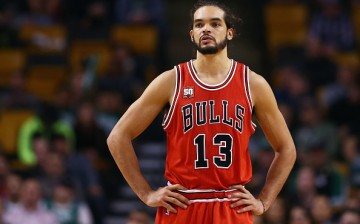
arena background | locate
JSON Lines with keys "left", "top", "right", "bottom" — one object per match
{"left": 0, "top": 0, "right": 359, "bottom": 223}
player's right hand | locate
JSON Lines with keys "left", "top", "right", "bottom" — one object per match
{"left": 144, "top": 184, "right": 190, "bottom": 213}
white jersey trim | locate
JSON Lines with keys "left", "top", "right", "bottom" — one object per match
{"left": 189, "top": 198, "right": 237, "bottom": 203}
{"left": 243, "top": 66, "right": 252, "bottom": 112}
{"left": 243, "top": 66, "right": 256, "bottom": 131}
{"left": 187, "top": 59, "right": 236, "bottom": 91}
{"left": 167, "top": 181, "right": 240, "bottom": 193}
{"left": 246, "top": 66, "right": 254, "bottom": 111}
{"left": 162, "top": 65, "right": 182, "bottom": 129}
{"left": 167, "top": 181, "right": 242, "bottom": 203}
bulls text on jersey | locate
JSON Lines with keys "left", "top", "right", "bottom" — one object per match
{"left": 181, "top": 100, "right": 246, "bottom": 134}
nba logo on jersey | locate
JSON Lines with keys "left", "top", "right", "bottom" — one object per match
{"left": 183, "top": 86, "right": 194, "bottom": 98}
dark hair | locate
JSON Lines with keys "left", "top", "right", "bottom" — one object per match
{"left": 189, "top": 0, "right": 242, "bottom": 36}
{"left": 58, "top": 176, "right": 75, "bottom": 190}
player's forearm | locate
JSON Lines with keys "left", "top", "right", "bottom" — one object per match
{"left": 257, "top": 145, "right": 296, "bottom": 211}
{"left": 107, "top": 133, "right": 153, "bottom": 203}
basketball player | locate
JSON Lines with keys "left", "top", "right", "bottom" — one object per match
{"left": 107, "top": 1, "right": 296, "bottom": 223}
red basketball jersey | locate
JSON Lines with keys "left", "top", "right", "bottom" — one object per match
{"left": 162, "top": 60, "right": 256, "bottom": 190}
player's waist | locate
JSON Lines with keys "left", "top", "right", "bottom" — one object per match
{"left": 168, "top": 182, "right": 241, "bottom": 202}
{"left": 177, "top": 189, "right": 239, "bottom": 202}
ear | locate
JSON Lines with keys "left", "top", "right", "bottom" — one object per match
{"left": 227, "top": 28, "right": 234, "bottom": 40}
{"left": 190, "top": 30, "right": 194, "bottom": 41}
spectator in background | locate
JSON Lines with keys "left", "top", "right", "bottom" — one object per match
{"left": 0, "top": 2, "right": 21, "bottom": 48}
{"left": 73, "top": 99, "right": 122, "bottom": 198}
{"left": 320, "top": 63, "right": 358, "bottom": 108}
{"left": 36, "top": 151, "right": 82, "bottom": 201}
{"left": 17, "top": 102, "right": 75, "bottom": 166}
{"left": 47, "top": 178, "right": 93, "bottom": 224}
{"left": 51, "top": 134, "right": 106, "bottom": 224}
{"left": 0, "top": 197, "right": 4, "bottom": 223}
{"left": 3, "top": 178, "right": 59, "bottom": 224}
{"left": 97, "top": 43, "right": 143, "bottom": 106}
{"left": 340, "top": 135, "right": 360, "bottom": 190}
{"left": 45, "top": 0, "right": 62, "bottom": 22}
{"left": 306, "top": 0, "right": 355, "bottom": 58}
{"left": 290, "top": 166, "right": 318, "bottom": 210}
{"left": 339, "top": 208, "right": 360, "bottom": 224}
{"left": 11, "top": 0, "right": 65, "bottom": 52}
{"left": 344, "top": 191, "right": 360, "bottom": 212}
{"left": 12, "top": 0, "right": 59, "bottom": 28}
{"left": 308, "top": 143, "right": 345, "bottom": 205}
{"left": 310, "top": 195, "right": 334, "bottom": 224}
{"left": 53, "top": 85, "right": 76, "bottom": 125}
{"left": 74, "top": 100, "right": 108, "bottom": 165}
{"left": 114, "top": 0, "right": 169, "bottom": 70}
{"left": 115, "top": 0, "right": 165, "bottom": 25}
{"left": 126, "top": 209, "right": 152, "bottom": 224}
{"left": 288, "top": 205, "right": 313, "bottom": 224}
{"left": 95, "top": 89, "right": 124, "bottom": 135}
{"left": 0, "top": 71, "right": 39, "bottom": 110}
{"left": 329, "top": 80, "right": 360, "bottom": 136}
{"left": 0, "top": 153, "right": 10, "bottom": 199}
{"left": 304, "top": 0, "right": 354, "bottom": 88}
{"left": 4, "top": 174, "right": 22, "bottom": 211}
{"left": 68, "top": 54, "right": 99, "bottom": 106}
{"left": 295, "top": 97, "right": 339, "bottom": 160}
{"left": 273, "top": 65, "right": 311, "bottom": 111}
{"left": 71, "top": 0, "right": 110, "bottom": 39}
{"left": 30, "top": 134, "right": 50, "bottom": 171}
{"left": 263, "top": 197, "right": 287, "bottom": 224}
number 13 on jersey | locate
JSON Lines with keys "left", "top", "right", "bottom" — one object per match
{"left": 194, "top": 133, "right": 233, "bottom": 169}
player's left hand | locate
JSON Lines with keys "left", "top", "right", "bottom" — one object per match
{"left": 227, "top": 184, "right": 264, "bottom": 215}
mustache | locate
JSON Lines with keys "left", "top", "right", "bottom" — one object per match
{"left": 200, "top": 35, "right": 215, "bottom": 41}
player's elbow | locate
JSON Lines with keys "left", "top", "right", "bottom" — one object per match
{"left": 287, "top": 144, "right": 297, "bottom": 166}
{"left": 106, "top": 132, "right": 116, "bottom": 152}
{"left": 277, "top": 143, "right": 297, "bottom": 166}
{"left": 106, "top": 127, "right": 131, "bottom": 153}
{"left": 106, "top": 129, "right": 121, "bottom": 153}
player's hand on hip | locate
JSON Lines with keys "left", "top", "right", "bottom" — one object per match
{"left": 228, "top": 184, "right": 264, "bottom": 216}
{"left": 144, "top": 184, "right": 190, "bottom": 214}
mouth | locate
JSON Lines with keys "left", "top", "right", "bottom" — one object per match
{"left": 200, "top": 35, "right": 214, "bottom": 41}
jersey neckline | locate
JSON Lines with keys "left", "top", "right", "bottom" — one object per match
{"left": 188, "top": 59, "right": 236, "bottom": 90}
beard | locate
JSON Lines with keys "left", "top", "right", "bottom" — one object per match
{"left": 193, "top": 36, "right": 228, "bottom": 55}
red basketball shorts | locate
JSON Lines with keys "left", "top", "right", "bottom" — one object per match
{"left": 155, "top": 189, "right": 253, "bottom": 224}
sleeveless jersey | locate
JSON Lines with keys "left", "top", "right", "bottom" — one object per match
{"left": 162, "top": 60, "right": 256, "bottom": 190}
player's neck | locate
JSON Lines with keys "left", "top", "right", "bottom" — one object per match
{"left": 193, "top": 50, "right": 231, "bottom": 77}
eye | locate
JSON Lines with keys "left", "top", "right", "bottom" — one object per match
{"left": 194, "top": 23, "right": 203, "bottom": 28}
{"left": 212, "top": 22, "right": 221, "bottom": 27}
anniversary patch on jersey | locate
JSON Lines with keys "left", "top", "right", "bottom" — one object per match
{"left": 183, "top": 86, "right": 194, "bottom": 98}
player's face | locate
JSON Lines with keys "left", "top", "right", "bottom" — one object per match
{"left": 191, "top": 6, "right": 233, "bottom": 55}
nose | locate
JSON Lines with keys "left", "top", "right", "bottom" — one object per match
{"left": 202, "top": 24, "right": 211, "bottom": 34}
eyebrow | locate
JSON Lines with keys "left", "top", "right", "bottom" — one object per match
{"left": 194, "top": 18, "right": 223, "bottom": 23}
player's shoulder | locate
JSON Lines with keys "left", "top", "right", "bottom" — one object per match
{"left": 159, "top": 67, "right": 176, "bottom": 81}
{"left": 248, "top": 69, "right": 273, "bottom": 107}
{"left": 248, "top": 69, "right": 270, "bottom": 89}
{"left": 147, "top": 68, "right": 176, "bottom": 88}
{"left": 147, "top": 68, "right": 177, "bottom": 100}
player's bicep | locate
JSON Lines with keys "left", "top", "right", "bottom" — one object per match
{"left": 251, "top": 72, "right": 293, "bottom": 151}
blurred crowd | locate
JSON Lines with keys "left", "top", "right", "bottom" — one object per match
{"left": 251, "top": 0, "right": 360, "bottom": 223}
{"left": 0, "top": 0, "right": 167, "bottom": 223}
{"left": 0, "top": 0, "right": 358, "bottom": 224}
